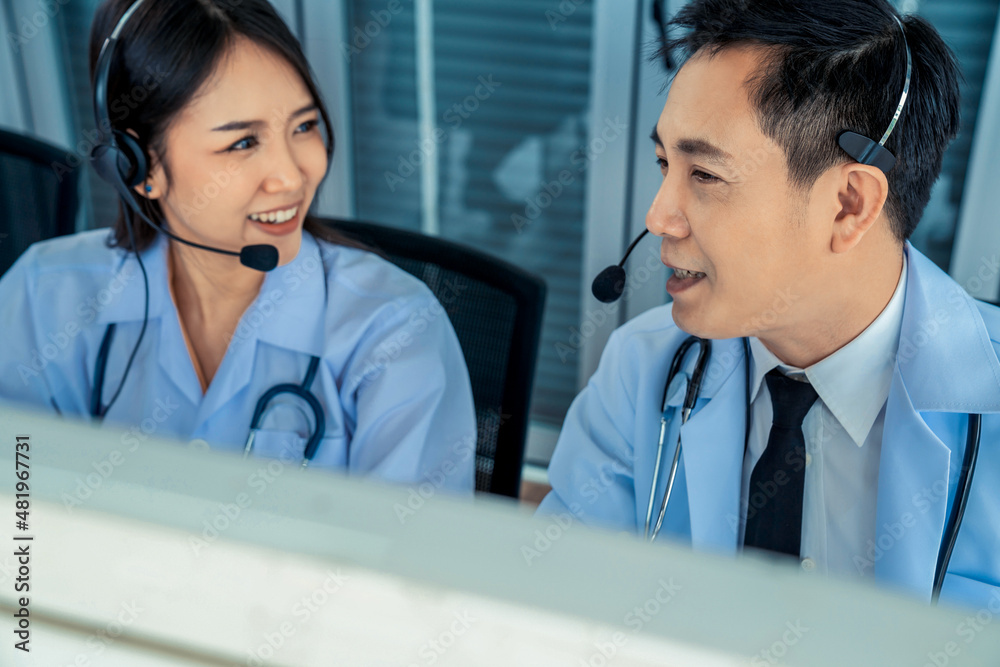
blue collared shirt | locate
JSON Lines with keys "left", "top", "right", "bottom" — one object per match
{"left": 0, "top": 229, "right": 476, "bottom": 491}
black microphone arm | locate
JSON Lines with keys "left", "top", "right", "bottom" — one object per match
{"left": 591, "top": 229, "right": 650, "bottom": 303}
{"left": 112, "top": 180, "right": 278, "bottom": 272}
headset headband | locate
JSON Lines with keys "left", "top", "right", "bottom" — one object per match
{"left": 92, "top": 0, "right": 148, "bottom": 135}
{"left": 837, "top": 14, "right": 913, "bottom": 174}
{"left": 90, "top": 0, "right": 149, "bottom": 189}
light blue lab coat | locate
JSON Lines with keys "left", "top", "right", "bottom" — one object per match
{"left": 540, "top": 242, "right": 1000, "bottom": 608}
{"left": 0, "top": 229, "right": 477, "bottom": 492}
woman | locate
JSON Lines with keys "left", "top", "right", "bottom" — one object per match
{"left": 0, "top": 0, "right": 477, "bottom": 492}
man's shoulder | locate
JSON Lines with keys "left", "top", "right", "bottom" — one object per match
{"left": 594, "top": 302, "right": 704, "bottom": 387}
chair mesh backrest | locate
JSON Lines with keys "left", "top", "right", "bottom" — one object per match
{"left": 388, "top": 255, "right": 517, "bottom": 493}
{"left": 0, "top": 132, "right": 78, "bottom": 276}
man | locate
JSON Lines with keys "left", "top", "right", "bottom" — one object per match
{"left": 539, "top": 0, "right": 1000, "bottom": 608}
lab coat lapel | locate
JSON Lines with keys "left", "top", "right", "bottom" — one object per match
{"left": 675, "top": 338, "right": 747, "bottom": 555}
{"left": 194, "top": 233, "right": 328, "bottom": 424}
{"left": 873, "top": 369, "right": 951, "bottom": 600}
{"left": 92, "top": 233, "right": 205, "bottom": 407}
{"left": 873, "top": 243, "right": 1000, "bottom": 598}
{"left": 193, "top": 318, "right": 259, "bottom": 425}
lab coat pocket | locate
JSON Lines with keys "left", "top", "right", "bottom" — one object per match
{"left": 248, "top": 429, "right": 348, "bottom": 469}
{"left": 247, "top": 428, "right": 308, "bottom": 465}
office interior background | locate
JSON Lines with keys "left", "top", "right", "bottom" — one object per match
{"left": 1, "top": 0, "right": 999, "bottom": 469}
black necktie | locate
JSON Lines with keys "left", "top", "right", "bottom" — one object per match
{"left": 743, "top": 369, "right": 818, "bottom": 557}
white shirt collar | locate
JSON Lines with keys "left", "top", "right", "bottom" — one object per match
{"left": 748, "top": 252, "right": 908, "bottom": 447}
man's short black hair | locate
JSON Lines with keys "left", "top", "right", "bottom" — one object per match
{"left": 662, "top": 0, "right": 961, "bottom": 242}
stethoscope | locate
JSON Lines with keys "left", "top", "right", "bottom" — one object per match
{"left": 90, "top": 322, "right": 326, "bottom": 467}
{"left": 647, "top": 335, "right": 982, "bottom": 604}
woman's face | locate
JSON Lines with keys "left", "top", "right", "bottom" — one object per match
{"left": 143, "top": 37, "right": 328, "bottom": 268}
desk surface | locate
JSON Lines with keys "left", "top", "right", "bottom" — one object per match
{"left": 1, "top": 407, "right": 998, "bottom": 666}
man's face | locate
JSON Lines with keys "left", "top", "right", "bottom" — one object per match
{"left": 647, "top": 46, "right": 832, "bottom": 341}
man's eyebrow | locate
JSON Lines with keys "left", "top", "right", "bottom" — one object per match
{"left": 212, "top": 104, "right": 318, "bottom": 132}
{"left": 674, "top": 138, "right": 733, "bottom": 166}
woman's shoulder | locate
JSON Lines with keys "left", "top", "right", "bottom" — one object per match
{"left": 313, "top": 234, "right": 438, "bottom": 308}
{"left": 11, "top": 229, "right": 124, "bottom": 278}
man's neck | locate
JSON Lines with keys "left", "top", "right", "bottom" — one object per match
{"left": 757, "top": 248, "right": 905, "bottom": 369}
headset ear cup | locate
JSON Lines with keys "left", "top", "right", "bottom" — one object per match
{"left": 90, "top": 141, "right": 126, "bottom": 189}
{"left": 113, "top": 130, "right": 148, "bottom": 188}
{"left": 837, "top": 130, "right": 896, "bottom": 174}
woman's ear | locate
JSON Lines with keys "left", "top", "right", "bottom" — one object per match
{"left": 831, "top": 162, "right": 890, "bottom": 253}
{"left": 125, "top": 129, "right": 165, "bottom": 199}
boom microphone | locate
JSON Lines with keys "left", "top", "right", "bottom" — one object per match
{"left": 591, "top": 229, "right": 649, "bottom": 303}
{"left": 112, "top": 178, "right": 279, "bottom": 272}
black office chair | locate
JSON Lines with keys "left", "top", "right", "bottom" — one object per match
{"left": 0, "top": 128, "right": 80, "bottom": 277}
{"left": 321, "top": 218, "right": 547, "bottom": 498}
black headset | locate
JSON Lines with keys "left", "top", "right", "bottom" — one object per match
{"left": 90, "top": 0, "right": 148, "bottom": 194}
{"left": 594, "top": 14, "right": 914, "bottom": 303}
{"left": 90, "top": 0, "right": 279, "bottom": 272}
{"left": 836, "top": 14, "right": 913, "bottom": 175}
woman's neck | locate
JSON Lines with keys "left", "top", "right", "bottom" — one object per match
{"left": 168, "top": 241, "right": 265, "bottom": 327}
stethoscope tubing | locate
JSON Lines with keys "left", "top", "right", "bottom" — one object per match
{"left": 648, "top": 335, "right": 980, "bottom": 604}
{"left": 244, "top": 355, "right": 324, "bottom": 468}
{"left": 92, "top": 323, "right": 325, "bottom": 467}
{"left": 646, "top": 337, "right": 710, "bottom": 542}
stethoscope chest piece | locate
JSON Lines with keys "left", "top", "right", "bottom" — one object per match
{"left": 243, "top": 355, "right": 325, "bottom": 468}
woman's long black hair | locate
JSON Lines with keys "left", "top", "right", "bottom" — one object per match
{"left": 89, "top": 0, "right": 360, "bottom": 253}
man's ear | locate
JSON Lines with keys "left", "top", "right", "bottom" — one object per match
{"left": 125, "top": 129, "right": 164, "bottom": 199}
{"left": 831, "top": 162, "right": 889, "bottom": 253}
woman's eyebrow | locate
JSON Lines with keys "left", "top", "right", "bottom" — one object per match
{"left": 211, "top": 104, "right": 318, "bottom": 132}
